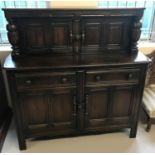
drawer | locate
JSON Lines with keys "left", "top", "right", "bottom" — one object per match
{"left": 15, "top": 72, "right": 76, "bottom": 90}
{"left": 86, "top": 68, "right": 140, "bottom": 85}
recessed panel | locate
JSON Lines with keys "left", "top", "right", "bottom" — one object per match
{"left": 52, "top": 26, "right": 68, "bottom": 46}
{"left": 85, "top": 23, "right": 101, "bottom": 46}
{"left": 21, "top": 95, "right": 49, "bottom": 125}
{"left": 106, "top": 22, "right": 123, "bottom": 49}
{"left": 112, "top": 87, "right": 133, "bottom": 117}
{"left": 51, "top": 94, "right": 74, "bottom": 122}
{"left": 88, "top": 91, "right": 108, "bottom": 119}
{"left": 27, "top": 25, "right": 45, "bottom": 47}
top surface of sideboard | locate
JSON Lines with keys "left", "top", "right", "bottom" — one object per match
{"left": 3, "top": 8, "right": 145, "bottom": 18}
{"left": 3, "top": 52, "right": 150, "bottom": 70}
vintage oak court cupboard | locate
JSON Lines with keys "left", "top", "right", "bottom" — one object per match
{"left": 2, "top": 8, "right": 150, "bottom": 150}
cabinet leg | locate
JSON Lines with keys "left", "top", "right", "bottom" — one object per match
{"left": 146, "top": 118, "right": 152, "bottom": 132}
{"left": 130, "top": 125, "right": 138, "bottom": 138}
{"left": 18, "top": 138, "right": 26, "bottom": 150}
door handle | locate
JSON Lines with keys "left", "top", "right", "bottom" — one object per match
{"left": 82, "top": 33, "right": 85, "bottom": 44}
{"left": 70, "top": 34, "right": 82, "bottom": 41}
{"left": 73, "top": 34, "right": 81, "bottom": 40}
{"left": 46, "top": 123, "right": 55, "bottom": 128}
{"left": 78, "top": 102, "right": 85, "bottom": 110}
{"left": 78, "top": 104, "right": 82, "bottom": 109}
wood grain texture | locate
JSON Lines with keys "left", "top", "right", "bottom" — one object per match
{"left": 2, "top": 8, "right": 150, "bottom": 150}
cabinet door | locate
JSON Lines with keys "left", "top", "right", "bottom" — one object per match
{"left": 110, "top": 85, "right": 138, "bottom": 124}
{"left": 84, "top": 85, "right": 137, "bottom": 130}
{"left": 84, "top": 87, "right": 109, "bottom": 129}
{"left": 19, "top": 88, "right": 77, "bottom": 136}
{"left": 18, "top": 18, "right": 73, "bottom": 54}
{"left": 81, "top": 19, "right": 102, "bottom": 52}
{"left": 81, "top": 17, "right": 132, "bottom": 53}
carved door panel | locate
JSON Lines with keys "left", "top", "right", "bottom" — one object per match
{"left": 84, "top": 85, "right": 138, "bottom": 130}
{"left": 49, "top": 21, "right": 72, "bottom": 53}
{"left": 19, "top": 88, "right": 77, "bottom": 134}
{"left": 104, "top": 19, "right": 132, "bottom": 51}
{"left": 84, "top": 87, "right": 109, "bottom": 129}
{"left": 110, "top": 85, "right": 138, "bottom": 123}
{"left": 81, "top": 18, "right": 103, "bottom": 53}
{"left": 81, "top": 17, "right": 132, "bottom": 53}
{"left": 18, "top": 18, "right": 73, "bottom": 54}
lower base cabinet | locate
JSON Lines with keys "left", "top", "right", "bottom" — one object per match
{"left": 4, "top": 64, "right": 147, "bottom": 150}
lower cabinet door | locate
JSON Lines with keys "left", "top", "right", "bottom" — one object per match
{"left": 84, "top": 85, "right": 138, "bottom": 130}
{"left": 19, "top": 88, "right": 77, "bottom": 136}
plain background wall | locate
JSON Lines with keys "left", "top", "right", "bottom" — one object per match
{"left": 0, "top": 51, "right": 10, "bottom": 61}
{"left": 0, "top": 45, "right": 155, "bottom": 62}
{"left": 50, "top": 0, "right": 98, "bottom": 8}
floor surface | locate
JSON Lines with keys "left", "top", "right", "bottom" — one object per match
{"left": 2, "top": 120, "right": 155, "bottom": 153}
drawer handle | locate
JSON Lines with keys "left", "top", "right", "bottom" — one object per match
{"left": 127, "top": 73, "right": 133, "bottom": 80}
{"left": 46, "top": 123, "right": 55, "bottom": 128}
{"left": 61, "top": 77, "right": 68, "bottom": 83}
{"left": 95, "top": 75, "right": 101, "bottom": 81}
{"left": 25, "top": 80, "right": 32, "bottom": 85}
{"left": 78, "top": 104, "right": 82, "bottom": 109}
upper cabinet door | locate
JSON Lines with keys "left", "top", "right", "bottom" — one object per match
{"left": 18, "top": 18, "right": 73, "bottom": 54}
{"left": 81, "top": 17, "right": 132, "bottom": 53}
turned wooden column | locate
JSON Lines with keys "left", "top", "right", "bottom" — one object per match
{"left": 72, "top": 19, "right": 81, "bottom": 54}
{"left": 6, "top": 21, "right": 20, "bottom": 60}
{"left": 131, "top": 15, "right": 142, "bottom": 54}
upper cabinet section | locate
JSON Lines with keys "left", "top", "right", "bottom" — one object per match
{"left": 3, "top": 8, "right": 144, "bottom": 60}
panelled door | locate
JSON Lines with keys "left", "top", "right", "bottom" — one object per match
{"left": 80, "top": 16, "right": 132, "bottom": 53}
{"left": 84, "top": 85, "right": 138, "bottom": 130}
{"left": 19, "top": 88, "right": 77, "bottom": 136}
{"left": 17, "top": 18, "right": 73, "bottom": 54}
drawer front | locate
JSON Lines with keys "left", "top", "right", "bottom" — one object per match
{"left": 86, "top": 68, "right": 140, "bottom": 85}
{"left": 15, "top": 72, "right": 76, "bottom": 90}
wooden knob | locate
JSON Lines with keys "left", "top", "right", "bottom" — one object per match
{"left": 46, "top": 123, "right": 55, "bottom": 128}
{"left": 95, "top": 75, "right": 101, "bottom": 81}
{"left": 61, "top": 77, "right": 68, "bottom": 83}
{"left": 78, "top": 104, "right": 82, "bottom": 109}
{"left": 25, "top": 80, "right": 32, "bottom": 85}
{"left": 127, "top": 73, "right": 133, "bottom": 80}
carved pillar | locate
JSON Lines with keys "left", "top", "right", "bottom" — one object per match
{"left": 72, "top": 19, "right": 81, "bottom": 54}
{"left": 131, "top": 16, "right": 142, "bottom": 54}
{"left": 6, "top": 21, "right": 20, "bottom": 60}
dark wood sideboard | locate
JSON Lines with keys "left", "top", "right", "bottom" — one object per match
{"left": 2, "top": 8, "right": 150, "bottom": 150}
